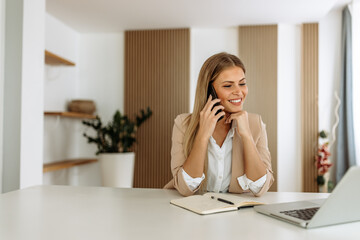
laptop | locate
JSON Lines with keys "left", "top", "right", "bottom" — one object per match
{"left": 254, "top": 166, "right": 360, "bottom": 228}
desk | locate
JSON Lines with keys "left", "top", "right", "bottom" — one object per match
{"left": 0, "top": 185, "right": 359, "bottom": 240}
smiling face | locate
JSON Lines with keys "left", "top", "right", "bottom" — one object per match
{"left": 211, "top": 66, "right": 247, "bottom": 113}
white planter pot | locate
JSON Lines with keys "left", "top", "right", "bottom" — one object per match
{"left": 98, "top": 152, "right": 135, "bottom": 188}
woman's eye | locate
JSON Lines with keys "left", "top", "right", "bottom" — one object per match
{"left": 223, "top": 85, "right": 231, "bottom": 88}
{"left": 240, "top": 83, "right": 246, "bottom": 86}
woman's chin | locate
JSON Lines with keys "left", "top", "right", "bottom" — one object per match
{"left": 224, "top": 106, "right": 243, "bottom": 113}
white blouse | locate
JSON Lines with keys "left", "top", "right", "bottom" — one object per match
{"left": 182, "top": 123, "right": 267, "bottom": 194}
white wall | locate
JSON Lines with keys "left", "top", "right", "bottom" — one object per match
{"left": 190, "top": 28, "right": 238, "bottom": 111}
{"left": 2, "top": 0, "right": 44, "bottom": 192}
{"left": 45, "top": 14, "right": 77, "bottom": 63}
{"left": 2, "top": 0, "right": 23, "bottom": 192}
{"left": 319, "top": 7, "right": 342, "bottom": 180}
{"left": 77, "top": 33, "right": 124, "bottom": 121}
{"left": 0, "top": 0, "right": 5, "bottom": 193}
{"left": 19, "top": 0, "right": 45, "bottom": 189}
{"left": 277, "top": 24, "right": 302, "bottom": 192}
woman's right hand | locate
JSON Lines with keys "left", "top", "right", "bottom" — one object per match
{"left": 197, "top": 96, "right": 225, "bottom": 141}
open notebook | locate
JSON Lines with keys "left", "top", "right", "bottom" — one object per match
{"left": 170, "top": 192, "right": 263, "bottom": 215}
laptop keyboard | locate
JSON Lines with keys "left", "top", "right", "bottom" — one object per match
{"left": 280, "top": 207, "right": 320, "bottom": 221}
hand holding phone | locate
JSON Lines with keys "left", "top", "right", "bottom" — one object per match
{"left": 207, "top": 84, "right": 224, "bottom": 122}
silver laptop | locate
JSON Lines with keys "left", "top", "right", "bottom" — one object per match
{"left": 254, "top": 166, "right": 360, "bottom": 228}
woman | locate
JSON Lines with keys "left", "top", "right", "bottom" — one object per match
{"left": 164, "top": 52, "right": 273, "bottom": 197}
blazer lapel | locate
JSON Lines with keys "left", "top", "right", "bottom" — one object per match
{"left": 229, "top": 132, "right": 244, "bottom": 193}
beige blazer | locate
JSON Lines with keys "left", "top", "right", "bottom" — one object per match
{"left": 164, "top": 113, "right": 274, "bottom": 197}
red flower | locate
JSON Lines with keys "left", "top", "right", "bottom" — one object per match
{"left": 315, "top": 143, "right": 333, "bottom": 175}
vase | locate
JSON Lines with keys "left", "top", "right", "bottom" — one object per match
{"left": 318, "top": 172, "right": 330, "bottom": 193}
{"left": 98, "top": 152, "right": 135, "bottom": 188}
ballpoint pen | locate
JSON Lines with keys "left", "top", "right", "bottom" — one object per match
{"left": 211, "top": 196, "right": 234, "bottom": 205}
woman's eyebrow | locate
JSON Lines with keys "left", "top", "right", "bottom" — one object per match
{"left": 222, "top": 78, "right": 246, "bottom": 83}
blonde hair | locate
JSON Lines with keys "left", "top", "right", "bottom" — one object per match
{"left": 183, "top": 52, "right": 246, "bottom": 192}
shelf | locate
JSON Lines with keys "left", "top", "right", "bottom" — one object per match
{"left": 45, "top": 50, "right": 75, "bottom": 66}
{"left": 44, "top": 111, "right": 96, "bottom": 119}
{"left": 43, "top": 159, "right": 98, "bottom": 173}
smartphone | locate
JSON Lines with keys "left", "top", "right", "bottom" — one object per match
{"left": 207, "top": 84, "right": 224, "bottom": 121}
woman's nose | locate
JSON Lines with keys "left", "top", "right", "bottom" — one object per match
{"left": 233, "top": 86, "right": 241, "bottom": 95}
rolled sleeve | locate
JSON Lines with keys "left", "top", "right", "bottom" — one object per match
{"left": 182, "top": 169, "right": 205, "bottom": 191}
{"left": 237, "top": 174, "right": 267, "bottom": 194}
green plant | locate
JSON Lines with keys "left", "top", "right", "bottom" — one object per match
{"left": 82, "top": 108, "right": 152, "bottom": 154}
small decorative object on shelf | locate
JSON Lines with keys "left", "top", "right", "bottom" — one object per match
{"left": 68, "top": 100, "right": 96, "bottom": 115}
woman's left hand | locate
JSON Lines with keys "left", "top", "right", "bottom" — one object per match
{"left": 225, "top": 111, "right": 251, "bottom": 137}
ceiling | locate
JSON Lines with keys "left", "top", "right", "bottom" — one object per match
{"left": 46, "top": 0, "right": 350, "bottom": 33}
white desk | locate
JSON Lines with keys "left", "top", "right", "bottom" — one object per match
{"left": 0, "top": 185, "right": 359, "bottom": 240}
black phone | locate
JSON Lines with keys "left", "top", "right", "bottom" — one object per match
{"left": 207, "top": 84, "right": 224, "bottom": 121}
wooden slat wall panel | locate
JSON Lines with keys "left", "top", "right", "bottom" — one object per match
{"left": 302, "top": 23, "right": 319, "bottom": 192}
{"left": 125, "top": 29, "right": 190, "bottom": 188}
{"left": 238, "top": 25, "right": 278, "bottom": 191}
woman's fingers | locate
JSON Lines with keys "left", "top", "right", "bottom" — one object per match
{"left": 201, "top": 97, "right": 224, "bottom": 125}
{"left": 204, "top": 98, "right": 221, "bottom": 113}
{"left": 225, "top": 115, "right": 232, "bottom": 124}
{"left": 225, "top": 111, "right": 251, "bottom": 137}
{"left": 216, "top": 110, "right": 226, "bottom": 121}
{"left": 198, "top": 97, "right": 225, "bottom": 138}
{"left": 211, "top": 105, "right": 225, "bottom": 116}
{"left": 225, "top": 111, "right": 244, "bottom": 123}
{"left": 201, "top": 96, "right": 212, "bottom": 113}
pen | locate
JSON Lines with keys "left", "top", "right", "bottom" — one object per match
{"left": 211, "top": 196, "right": 234, "bottom": 205}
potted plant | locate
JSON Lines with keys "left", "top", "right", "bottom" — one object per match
{"left": 82, "top": 108, "right": 152, "bottom": 187}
